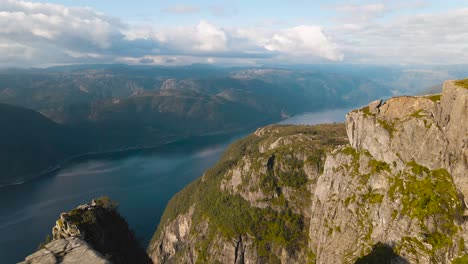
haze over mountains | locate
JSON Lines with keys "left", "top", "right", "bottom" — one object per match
{"left": 19, "top": 78, "right": 468, "bottom": 264}
{"left": 2, "top": 0, "right": 468, "bottom": 263}
{"left": 0, "top": 64, "right": 466, "bottom": 186}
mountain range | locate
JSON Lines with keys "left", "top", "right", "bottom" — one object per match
{"left": 20, "top": 78, "right": 468, "bottom": 264}
{"left": 0, "top": 64, "right": 400, "bottom": 185}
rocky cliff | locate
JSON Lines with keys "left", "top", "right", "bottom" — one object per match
{"left": 21, "top": 197, "right": 152, "bottom": 264}
{"left": 148, "top": 124, "right": 348, "bottom": 264}
{"left": 149, "top": 79, "right": 467, "bottom": 264}
{"left": 20, "top": 237, "right": 110, "bottom": 264}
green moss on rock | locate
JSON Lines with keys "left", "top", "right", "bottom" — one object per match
{"left": 389, "top": 162, "right": 463, "bottom": 259}
{"left": 368, "top": 159, "right": 391, "bottom": 174}
{"left": 427, "top": 94, "right": 442, "bottom": 102}
{"left": 452, "top": 255, "right": 468, "bottom": 264}
{"left": 455, "top": 78, "right": 468, "bottom": 89}
{"left": 363, "top": 192, "right": 384, "bottom": 204}
{"left": 152, "top": 124, "right": 348, "bottom": 262}
{"left": 410, "top": 109, "right": 425, "bottom": 118}
{"left": 377, "top": 119, "right": 396, "bottom": 137}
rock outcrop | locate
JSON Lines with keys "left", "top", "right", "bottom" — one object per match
{"left": 20, "top": 237, "right": 110, "bottom": 264}
{"left": 346, "top": 80, "right": 467, "bottom": 205}
{"left": 149, "top": 79, "right": 467, "bottom": 263}
{"left": 21, "top": 197, "right": 153, "bottom": 264}
{"left": 148, "top": 124, "right": 348, "bottom": 264}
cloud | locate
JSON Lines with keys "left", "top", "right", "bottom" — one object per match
{"left": 128, "top": 21, "right": 228, "bottom": 53}
{"left": 0, "top": 0, "right": 343, "bottom": 66}
{"left": 193, "top": 21, "right": 227, "bottom": 51}
{"left": 263, "top": 26, "right": 343, "bottom": 61}
{"left": 0, "top": 0, "right": 126, "bottom": 66}
{"left": 2, "top": 0, "right": 465, "bottom": 66}
{"left": 162, "top": 5, "right": 200, "bottom": 14}
{"left": 0, "top": 0, "right": 121, "bottom": 49}
{"left": 331, "top": 7, "right": 468, "bottom": 64}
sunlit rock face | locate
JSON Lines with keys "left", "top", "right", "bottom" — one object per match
{"left": 346, "top": 80, "right": 467, "bottom": 206}
{"left": 150, "top": 79, "right": 467, "bottom": 264}
{"left": 312, "top": 80, "right": 467, "bottom": 263}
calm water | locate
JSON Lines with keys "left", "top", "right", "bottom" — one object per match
{"left": 0, "top": 108, "right": 349, "bottom": 263}
{"left": 279, "top": 108, "right": 352, "bottom": 125}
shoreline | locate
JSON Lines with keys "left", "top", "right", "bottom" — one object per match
{"left": 0, "top": 128, "right": 249, "bottom": 188}
{"left": 0, "top": 109, "right": 355, "bottom": 188}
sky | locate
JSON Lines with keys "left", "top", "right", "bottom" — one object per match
{"left": 0, "top": 0, "right": 467, "bottom": 67}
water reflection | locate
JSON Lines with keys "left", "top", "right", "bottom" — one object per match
{"left": 279, "top": 108, "right": 352, "bottom": 125}
{"left": 0, "top": 108, "right": 348, "bottom": 263}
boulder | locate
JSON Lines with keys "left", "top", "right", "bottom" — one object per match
{"left": 368, "top": 99, "right": 383, "bottom": 114}
{"left": 19, "top": 237, "right": 110, "bottom": 264}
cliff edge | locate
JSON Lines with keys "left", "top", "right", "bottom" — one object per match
{"left": 149, "top": 79, "right": 467, "bottom": 263}
{"left": 21, "top": 197, "right": 153, "bottom": 264}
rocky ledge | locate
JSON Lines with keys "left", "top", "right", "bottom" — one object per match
{"left": 21, "top": 197, "right": 152, "bottom": 264}
{"left": 20, "top": 237, "right": 109, "bottom": 264}
{"left": 149, "top": 79, "right": 467, "bottom": 264}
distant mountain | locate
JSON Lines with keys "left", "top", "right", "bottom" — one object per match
{"left": 268, "top": 64, "right": 468, "bottom": 95}
{"left": 0, "top": 65, "right": 392, "bottom": 125}
{"left": 3, "top": 64, "right": 454, "bottom": 185}
{"left": 0, "top": 103, "right": 86, "bottom": 185}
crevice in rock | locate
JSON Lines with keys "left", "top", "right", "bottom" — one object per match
{"left": 234, "top": 235, "right": 245, "bottom": 264}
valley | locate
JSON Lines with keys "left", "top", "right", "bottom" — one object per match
{"left": 0, "top": 65, "right": 395, "bottom": 185}
{"left": 1, "top": 108, "right": 347, "bottom": 264}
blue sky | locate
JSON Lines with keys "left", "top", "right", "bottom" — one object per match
{"left": 1, "top": 0, "right": 467, "bottom": 66}
{"left": 32, "top": 0, "right": 465, "bottom": 24}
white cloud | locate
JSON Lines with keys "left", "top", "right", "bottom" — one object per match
{"left": 263, "top": 26, "right": 343, "bottom": 61}
{"left": 0, "top": 0, "right": 466, "bottom": 66}
{"left": 331, "top": 7, "right": 468, "bottom": 64}
{"left": 127, "top": 20, "right": 228, "bottom": 52}
{"left": 0, "top": 0, "right": 119, "bottom": 49}
{"left": 194, "top": 20, "right": 227, "bottom": 51}
{"left": 0, "top": 0, "right": 342, "bottom": 66}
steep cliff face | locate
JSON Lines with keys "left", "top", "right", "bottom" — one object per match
{"left": 346, "top": 80, "right": 467, "bottom": 205}
{"left": 21, "top": 197, "right": 152, "bottom": 264}
{"left": 150, "top": 79, "right": 467, "bottom": 263}
{"left": 148, "top": 124, "right": 348, "bottom": 264}
{"left": 310, "top": 79, "right": 467, "bottom": 264}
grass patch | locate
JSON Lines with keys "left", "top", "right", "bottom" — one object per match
{"left": 455, "top": 78, "right": 468, "bottom": 89}
{"left": 342, "top": 146, "right": 360, "bottom": 160}
{"left": 362, "top": 106, "right": 372, "bottom": 117}
{"left": 377, "top": 119, "right": 395, "bottom": 137}
{"left": 94, "top": 196, "right": 118, "bottom": 210}
{"left": 351, "top": 105, "right": 373, "bottom": 117}
{"left": 452, "top": 255, "right": 468, "bottom": 264}
{"left": 388, "top": 162, "right": 463, "bottom": 258}
{"left": 410, "top": 109, "right": 424, "bottom": 118}
{"left": 427, "top": 94, "right": 442, "bottom": 102}
{"left": 368, "top": 159, "right": 391, "bottom": 174}
{"left": 363, "top": 192, "right": 384, "bottom": 204}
